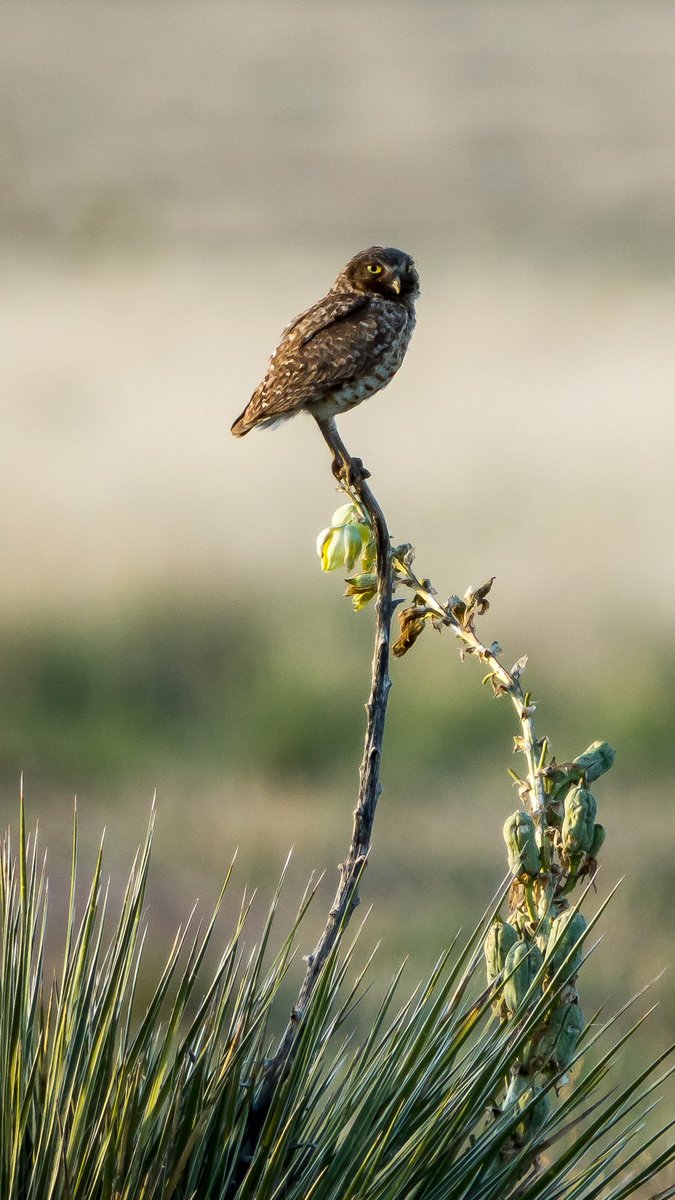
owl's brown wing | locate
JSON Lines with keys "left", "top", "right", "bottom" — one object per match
{"left": 232, "top": 291, "right": 381, "bottom": 434}
{"left": 280, "top": 291, "right": 369, "bottom": 346}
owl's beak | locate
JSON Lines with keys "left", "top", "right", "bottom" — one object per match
{"left": 390, "top": 274, "right": 402, "bottom": 295}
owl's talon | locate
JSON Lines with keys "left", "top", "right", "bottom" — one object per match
{"left": 332, "top": 455, "right": 371, "bottom": 487}
{"left": 349, "top": 457, "right": 371, "bottom": 484}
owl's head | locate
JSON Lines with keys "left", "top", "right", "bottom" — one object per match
{"left": 338, "top": 247, "right": 419, "bottom": 301}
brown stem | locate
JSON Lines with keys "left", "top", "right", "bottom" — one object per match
{"left": 239, "top": 418, "right": 395, "bottom": 1163}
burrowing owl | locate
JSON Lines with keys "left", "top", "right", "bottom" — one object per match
{"left": 231, "top": 247, "right": 419, "bottom": 450}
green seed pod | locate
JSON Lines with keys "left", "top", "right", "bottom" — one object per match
{"left": 545, "top": 910, "right": 587, "bottom": 980}
{"left": 504, "top": 1068, "right": 530, "bottom": 1107}
{"left": 562, "top": 786, "right": 597, "bottom": 857}
{"left": 538, "top": 1002, "right": 584, "bottom": 1070}
{"left": 504, "top": 1072, "right": 551, "bottom": 1145}
{"left": 590, "top": 823, "right": 606, "bottom": 858}
{"left": 506, "top": 909, "right": 531, "bottom": 944}
{"left": 514, "top": 1086, "right": 551, "bottom": 1143}
{"left": 503, "top": 939, "right": 544, "bottom": 1014}
{"left": 503, "top": 810, "right": 540, "bottom": 878}
{"left": 534, "top": 916, "right": 553, "bottom": 958}
{"left": 484, "top": 917, "right": 519, "bottom": 985}
{"left": 573, "top": 740, "right": 616, "bottom": 783}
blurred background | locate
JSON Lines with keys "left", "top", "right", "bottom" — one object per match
{"left": 1, "top": 0, "right": 674, "bottom": 1120}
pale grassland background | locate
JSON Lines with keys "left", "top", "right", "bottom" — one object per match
{"left": 0, "top": 0, "right": 674, "bottom": 1121}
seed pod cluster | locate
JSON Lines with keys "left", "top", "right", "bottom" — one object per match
{"left": 485, "top": 736, "right": 615, "bottom": 1160}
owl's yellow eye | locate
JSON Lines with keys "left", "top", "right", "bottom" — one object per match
{"left": 366, "top": 263, "right": 383, "bottom": 275}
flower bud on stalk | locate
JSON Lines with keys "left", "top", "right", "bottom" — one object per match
{"left": 317, "top": 523, "right": 363, "bottom": 573}
{"left": 344, "top": 573, "right": 378, "bottom": 611}
{"left": 316, "top": 503, "right": 374, "bottom": 574}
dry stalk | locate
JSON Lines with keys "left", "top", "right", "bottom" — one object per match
{"left": 243, "top": 422, "right": 395, "bottom": 1149}
{"left": 393, "top": 561, "right": 548, "bottom": 831}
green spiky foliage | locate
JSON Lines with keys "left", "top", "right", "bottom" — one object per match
{"left": 0, "top": 795, "right": 674, "bottom": 1200}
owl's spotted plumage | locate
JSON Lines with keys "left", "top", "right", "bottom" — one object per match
{"left": 231, "top": 247, "right": 419, "bottom": 441}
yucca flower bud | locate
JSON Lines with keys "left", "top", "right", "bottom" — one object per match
{"left": 330, "top": 502, "right": 360, "bottom": 526}
{"left": 330, "top": 503, "right": 372, "bottom": 553}
{"left": 317, "top": 524, "right": 364, "bottom": 573}
{"left": 503, "top": 940, "right": 544, "bottom": 1014}
{"left": 344, "top": 573, "right": 379, "bottom": 611}
{"left": 316, "top": 502, "right": 375, "bottom": 576}
{"left": 344, "top": 572, "right": 378, "bottom": 592}
{"left": 503, "top": 810, "right": 540, "bottom": 878}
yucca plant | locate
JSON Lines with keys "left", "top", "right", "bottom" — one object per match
{"left": 1, "top": 427, "right": 673, "bottom": 1199}
{"left": 1, "top": 797, "right": 673, "bottom": 1200}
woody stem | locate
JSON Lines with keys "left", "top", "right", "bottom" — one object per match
{"left": 242, "top": 418, "right": 394, "bottom": 1152}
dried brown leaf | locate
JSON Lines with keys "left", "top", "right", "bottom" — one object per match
{"left": 393, "top": 606, "right": 427, "bottom": 658}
